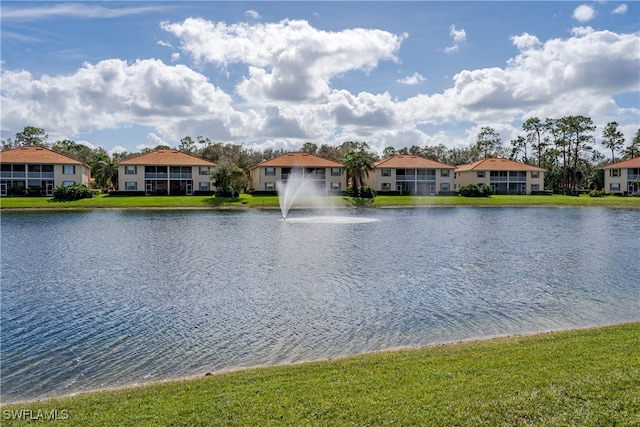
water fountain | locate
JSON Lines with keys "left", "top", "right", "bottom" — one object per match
{"left": 276, "top": 170, "right": 325, "bottom": 219}
{"left": 276, "top": 170, "right": 378, "bottom": 224}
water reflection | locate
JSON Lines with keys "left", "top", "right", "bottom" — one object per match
{"left": 1, "top": 207, "right": 638, "bottom": 402}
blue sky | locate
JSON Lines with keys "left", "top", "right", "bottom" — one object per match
{"left": 1, "top": 1, "right": 638, "bottom": 155}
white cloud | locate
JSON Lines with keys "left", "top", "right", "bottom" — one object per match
{"left": 245, "top": 10, "right": 261, "bottom": 20}
{"left": 108, "top": 145, "right": 128, "bottom": 155}
{"left": 511, "top": 33, "right": 540, "bottom": 50}
{"left": 571, "top": 26, "right": 595, "bottom": 37}
{"left": 0, "top": 58, "right": 235, "bottom": 141}
{"left": 611, "top": 4, "right": 627, "bottom": 14}
{"left": 1, "top": 3, "right": 170, "bottom": 21}
{"left": 329, "top": 90, "right": 396, "bottom": 133}
{"left": 572, "top": 5, "right": 596, "bottom": 23}
{"left": 1, "top": 17, "right": 638, "bottom": 153}
{"left": 146, "top": 133, "right": 167, "bottom": 146}
{"left": 444, "top": 25, "right": 466, "bottom": 53}
{"left": 135, "top": 143, "right": 156, "bottom": 151}
{"left": 394, "top": 29, "right": 640, "bottom": 128}
{"left": 161, "top": 18, "right": 405, "bottom": 102}
{"left": 397, "top": 72, "right": 426, "bottom": 85}
{"left": 157, "top": 40, "right": 173, "bottom": 48}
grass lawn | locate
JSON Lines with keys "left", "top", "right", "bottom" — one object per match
{"left": 1, "top": 193, "right": 639, "bottom": 210}
{"left": 1, "top": 322, "right": 638, "bottom": 426}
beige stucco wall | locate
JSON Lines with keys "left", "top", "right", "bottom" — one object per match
{"left": 118, "top": 165, "right": 213, "bottom": 193}
{"left": 119, "top": 165, "right": 144, "bottom": 191}
{"left": 250, "top": 166, "right": 346, "bottom": 192}
{"left": 365, "top": 168, "right": 455, "bottom": 194}
{"left": 192, "top": 166, "right": 213, "bottom": 191}
{"left": 454, "top": 170, "right": 545, "bottom": 194}
{"left": 603, "top": 168, "right": 631, "bottom": 194}
{"left": 55, "top": 164, "right": 90, "bottom": 186}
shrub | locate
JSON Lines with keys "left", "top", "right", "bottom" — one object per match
{"left": 52, "top": 184, "right": 96, "bottom": 200}
{"left": 7, "top": 186, "right": 26, "bottom": 196}
{"left": 459, "top": 183, "right": 492, "bottom": 197}
{"left": 346, "top": 186, "right": 376, "bottom": 199}
{"left": 588, "top": 189, "right": 607, "bottom": 198}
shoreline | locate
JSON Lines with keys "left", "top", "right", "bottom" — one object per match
{"left": 3, "top": 320, "right": 636, "bottom": 406}
{"left": 2, "top": 203, "right": 640, "bottom": 211}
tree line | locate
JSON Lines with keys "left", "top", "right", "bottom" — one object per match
{"left": 2, "top": 115, "right": 639, "bottom": 194}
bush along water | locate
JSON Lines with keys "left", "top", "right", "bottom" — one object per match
{"left": 52, "top": 184, "right": 97, "bottom": 201}
{"left": 588, "top": 189, "right": 607, "bottom": 197}
{"left": 346, "top": 185, "right": 376, "bottom": 199}
{"left": 459, "top": 183, "right": 493, "bottom": 197}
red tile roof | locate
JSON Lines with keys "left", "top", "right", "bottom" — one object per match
{"left": 455, "top": 158, "right": 546, "bottom": 172}
{"left": 375, "top": 155, "right": 454, "bottom": 169}
{"left": 601, "top": 157, "right": 640, "bottom": 169}
{"left": 118, "top": 150, "right": 216, "bottom": 166}
{"left": 252, "top": 152, "right": 343, "bottom": 169}
{"left": 0, "top": 145, "right": 87, "bottom": 166}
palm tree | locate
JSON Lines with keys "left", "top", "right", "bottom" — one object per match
{"left": 341, "top": 142, "right": 375, "bottom": 192}
{"left": 90, "top": 153, "right": 118, "bottom": 190}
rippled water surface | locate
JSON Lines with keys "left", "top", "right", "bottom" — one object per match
{"left": 2, "top": 207, "right": 639, "bottom": 402}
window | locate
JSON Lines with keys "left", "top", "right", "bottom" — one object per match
{"left": 610, "top": 183, "right": 620, "bottom": 191}
{"left": 381, "top": 183, "right": 391, "bottom": 191}
{"left": 441, "top": 169, "right": 450, "bottom": 177}
{"left": 440, "top": 182, "right": 450, "bottom": 191}
{"left": 531, "top": 184, "right": 539, "bottom": 191}
{"left": 477, "top": 171, "right": 485, "bottom": 178}
{"left": 63, "top": 165, "right": 75, "bottom": 174}
{"left": 126, "top": 182, "right": 137, "bottom": 191}
{"left": 531, "top": 171, "right": 539, "bottom": 179}
{"left": 125, "top": 165, "right": 137, "bottom": 175}
{"left": 610, "top": 169, "right": 621, "bottom": 177}
{"left": 28, "top": 165, "right": 41, "bottom": 173}
{"left": 199, "top": 182, "right": 210, "bottom": 191}
{"left": 199, "top": 167, "right": 210, "bottom": 175}
{"left": 265, "top": 182, "right": 275, "bottom": 191}
{"left": 265, "top": 167, "right": 275, "bottom": 176}
{"left": 382, "top": 168, "right": 391, "bottom": 177}
{"left": 331, "top": 182, "right": 341, "bottom": 191}
{"left": 63, "top": 181, "right": 75, "bottom": 186}
{"left": 331, "top": 168, "right": 340, "bottom": 177}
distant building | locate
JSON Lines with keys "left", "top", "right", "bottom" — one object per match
{"left": 455, "top": 158, "right": 546, "bottom": 194}
{"left": 601, "top": 157, "right": 640, "bottom": 195}
{"left": 0, "top": 146, "right": 91, "bottom": 196}
{"left": 117, "top": 149, "right": 216, "bottom": 195}
{"left": 249, "top": 152, "right": 346, "bottom": 193}
{"left": 365, "top": 155, "right": 455, "bottom": 195}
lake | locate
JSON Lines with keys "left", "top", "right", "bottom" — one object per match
{"left": 1, "top": 207, "right": 639, "bottom": 403}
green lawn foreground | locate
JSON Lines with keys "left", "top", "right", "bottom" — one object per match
{"left": 1, "top": 192, "right": 639, "bottom": 210}
{"left": 2, "top": 322, "right": 638, "bottom": 426}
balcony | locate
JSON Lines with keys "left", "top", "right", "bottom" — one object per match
{"left": 144, "top": 173, "right": 169, "bottom": 179}
{"left": 31, "top": 172, "right": 54, "bottom": 179}
{"left": 169, "top": 173, "right": 192, "bottom": 179}
{"left": 281, "top": 173, "right": 325, "bottom": 181}
{"left": 1, "top": 171, "right": 25, "bottom": 178}
{"left": 396, "top": 174, "right": 436, "bottom": 181}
